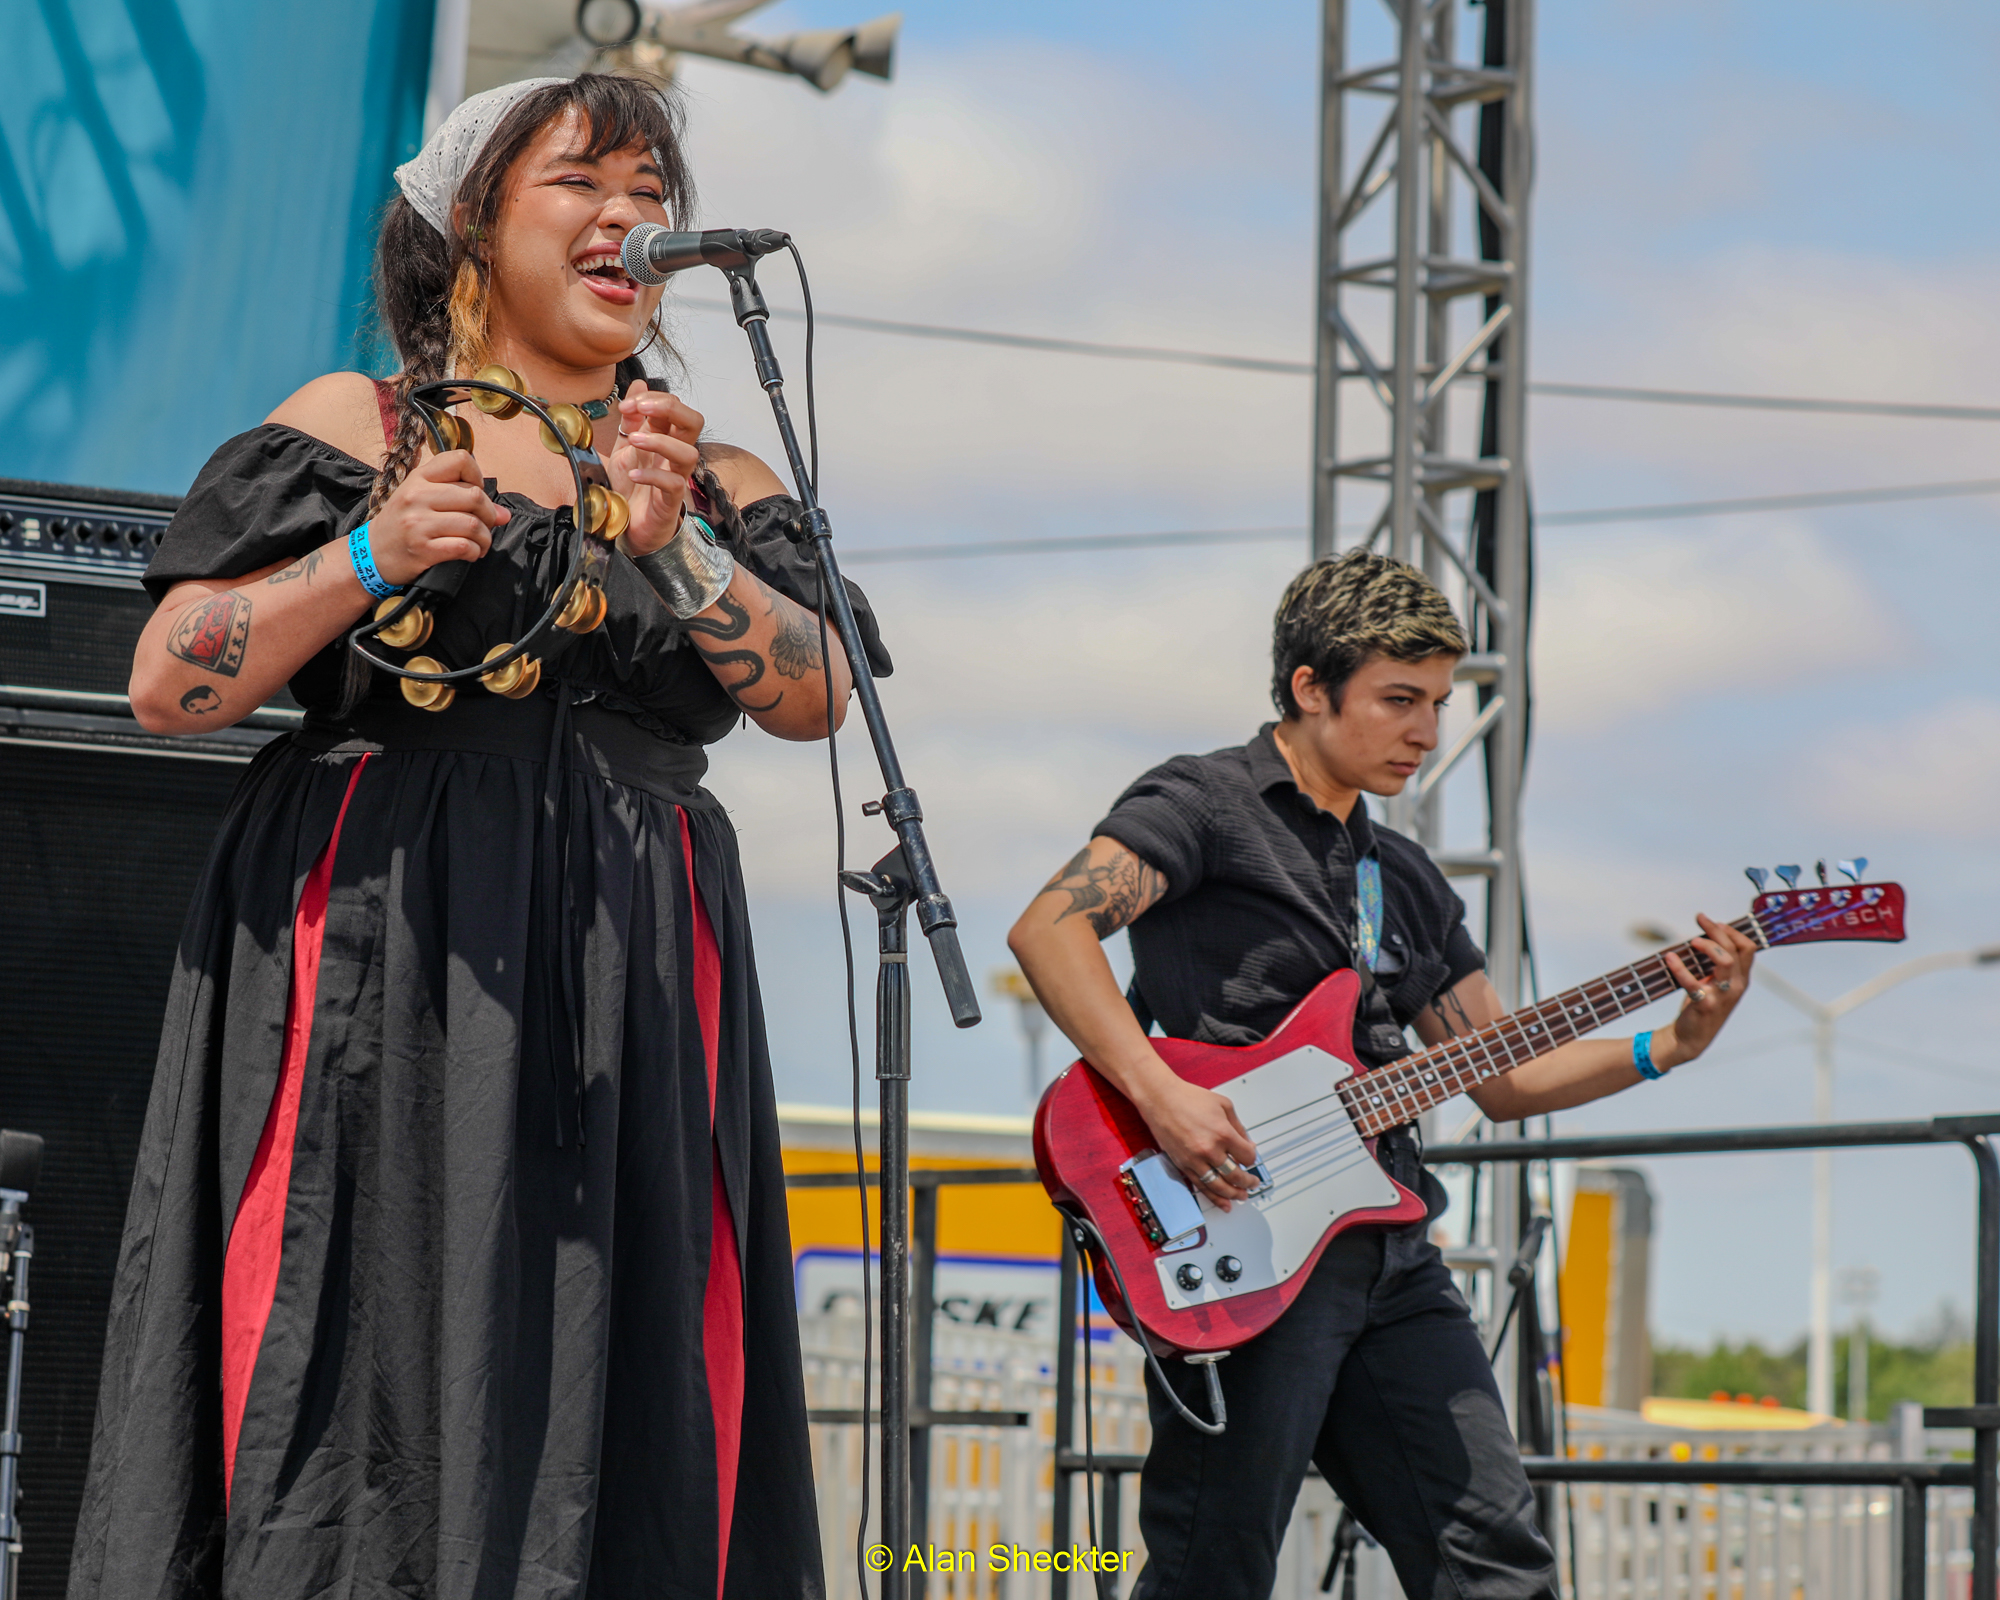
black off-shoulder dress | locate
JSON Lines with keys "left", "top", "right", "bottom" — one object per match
{"left": 67, "top": 426, "right": 887, "bottom": 1600}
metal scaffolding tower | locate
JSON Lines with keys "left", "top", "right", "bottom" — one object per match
{"left": 1310, "top": 0, "right": 1535, "bottom": 1009}
{"left": 1311, "top": 0, "right": 1543, "bottom": 1449}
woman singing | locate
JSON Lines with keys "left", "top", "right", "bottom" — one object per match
{"left": 69, "top": 73, "right": 882, "bottom": 1598}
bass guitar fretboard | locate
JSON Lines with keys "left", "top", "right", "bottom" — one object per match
{"left": 1337, "top": 916, "right": 1761, "bottom": 1138}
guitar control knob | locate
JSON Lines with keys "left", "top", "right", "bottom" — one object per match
{"left": 1215, "top": 1255, "right": 1243, "bottom": 1283}
{"left": 1174, "top": 1264, "right": 1204, "bottom": 1292}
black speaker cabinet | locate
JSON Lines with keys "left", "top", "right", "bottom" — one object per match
{"left": 0, "top": 479, "right": 292, "bottom": 1597}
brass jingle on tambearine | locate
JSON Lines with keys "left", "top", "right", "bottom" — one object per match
{"left": 583, "top": 484, "right": 630, "bottom": 541}
{"left": 430, "top": 412, "right": 473, "bottom": 454}
{"left": 554, "top": 583, "right": 606, "bottom": 635}
{"left": 399, "top": 658, "right": 454, "bottom": 713}
{"left": 539, "top": 403, "right": 592, "bottom": 454}
{"left": 373, "top": 595, "right": 432, "bottom": 651}
{"left": 468, "top": 365, "right": 526, "bottom": 419}
{"left": 479, "top": 642, "right": 541, "bottom": 700}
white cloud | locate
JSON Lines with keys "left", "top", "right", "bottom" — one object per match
{"left": 1531, "top": 519, "right": 1905, "bottom": 733}
{"left": 1799, "top": 699, "right": 2000, "bottom": 839}
{"left": 712, "top": 549, "right": 1298, "bottom": 898}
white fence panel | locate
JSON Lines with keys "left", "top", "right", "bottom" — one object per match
{"left": 800, "top": 1321, "right": 1970, "bottom": 1600}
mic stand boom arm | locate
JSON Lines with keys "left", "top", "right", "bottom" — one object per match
{"left": 722, "top": 261, "right": 981, "bottom": 1597}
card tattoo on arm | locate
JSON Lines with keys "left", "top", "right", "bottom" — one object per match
{"left": 166, "top": 592, "right": 251, "bottom": 678}
{"left": 1042, "top": 844, "right": 1166, "bottom": 939}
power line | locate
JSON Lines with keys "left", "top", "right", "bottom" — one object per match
{"left": 837, "top": 527, "right": 1306, "bottom": 564}
{"left": 1538, "top": 476, "right": 2000, "bottom": 527}
{"left": 1531, "top": 382, "right": 2000, "bottom": 424}
{"left": 681, "top": 297, "right": 2000, "bottom": 421}
{"left": 836, "top": 476, "right": 2000, "bottom": 564}
{"left": 681, "top": 298, "right": 1314, "bottom": 375}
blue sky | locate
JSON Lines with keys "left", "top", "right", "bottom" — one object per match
{"left": 650, "top": 0, "right": 2000, "bottom": 1346}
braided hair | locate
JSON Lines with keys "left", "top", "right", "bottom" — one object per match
{"left": 367, "top": 73, "right": 696, "bottom": 515}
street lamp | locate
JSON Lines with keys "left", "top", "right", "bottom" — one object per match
{"left": 1758, "top": 945, "right": 2000, "bottom": 1417}
{"left": 989, "top": 968, "right": 1049, "bottom": 1109}
{"left": 1839, "top": 1264, "right": 1880, "bottom": 1423}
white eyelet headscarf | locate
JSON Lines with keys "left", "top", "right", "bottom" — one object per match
{"left": 393, "top": 77, "right": 569, "bottom": 238}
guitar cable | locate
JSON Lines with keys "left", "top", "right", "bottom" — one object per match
{"left": 1063, "top": 1211, "right": 1227, "bottom": 1437}
{"left": 1075, "top": 1251, "right": 1110, "bottom": 1600}
{"left": 782, "top": 245, "right": 876, "bottom": 1600}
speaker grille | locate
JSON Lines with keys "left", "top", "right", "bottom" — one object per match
{"left": 0, "top": 744, "right": 239, "bottom": 1597}
{"left": 0, "top": 588, "right": 155, "bottom": 698}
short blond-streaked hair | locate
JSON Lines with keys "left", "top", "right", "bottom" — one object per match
{"left": 1270, "top": 548, "right": 1468, "bottom": 717}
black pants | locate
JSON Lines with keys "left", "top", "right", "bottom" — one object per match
{"left": 1131, "top": 1139, "right": 1555, "bottom": 1600}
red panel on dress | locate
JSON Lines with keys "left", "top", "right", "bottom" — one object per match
{"left": 682, "top": 809, "right": 743, "bottom": 1599}
{"left": 219, "top": 755, "right": 371, "bottom": 1503}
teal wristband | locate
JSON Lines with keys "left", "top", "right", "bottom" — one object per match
{"left": 349, "top": 521, "right": 399, "bottom": 600}
{"left": 1632, "top": 1030, "right": 1663, "bottom": 1081}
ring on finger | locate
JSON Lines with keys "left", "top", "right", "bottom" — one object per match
{"left": 1219, "top": 1155, "right": 1241, "bottom": 1174}
{"left": 1692, "top": 987, "right": 1712, "bottom": 1004}
{"left": 1198, "top": 1168, "right": 1221, "bottom": 1185}
{"left": 1716, "top": 980, "right": 1732, "bottom": 994}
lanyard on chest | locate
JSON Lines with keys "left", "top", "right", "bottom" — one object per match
{"left": 1354, "top": 853, "right": 1383, "bottom": 974}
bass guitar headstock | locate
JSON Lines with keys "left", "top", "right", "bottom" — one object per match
{"left": 1745, "top": 858, "right": 1906, "bottom": 947}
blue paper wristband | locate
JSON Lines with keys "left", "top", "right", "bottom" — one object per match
{"left": 1632, "top": 1029, "right": 1663, "bottom": 1081}
{"left": 348, "top": 521, "right": 399, "bottom": 600}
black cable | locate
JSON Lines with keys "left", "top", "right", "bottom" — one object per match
{"left": 794, "top": 269, "right": 872, "bottom": 1599}
{"left": 1540, "top": 1138, "right": 1581, "bottom": 1600}
{"left": 785, "top": 242, "right": 819, "bottom": 498}
{"left": 1077, "top": 1246, "right": 1107, "bottom": 1599}
{"left": 1065, "top": 1214, "right": 1224, "bottom": 1437}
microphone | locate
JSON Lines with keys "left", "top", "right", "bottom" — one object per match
{"left": 620, "top": 224, "right": 792, "bottom": 286}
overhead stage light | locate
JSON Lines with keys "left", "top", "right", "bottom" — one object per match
{"left": 591, "top": 2, "right": 899, "bottom": 93}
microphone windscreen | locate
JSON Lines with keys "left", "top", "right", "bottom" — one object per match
{"left": 622, "top": 223, "right": 672, "bottom": 287}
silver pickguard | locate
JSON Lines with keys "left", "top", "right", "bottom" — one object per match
{"left": 1153, "top": 1045, "right": 1399, "bottom": 1310}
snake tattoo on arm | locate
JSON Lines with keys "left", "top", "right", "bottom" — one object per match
{"left": 684, "top": 592, "right": 782, "bottom": 712}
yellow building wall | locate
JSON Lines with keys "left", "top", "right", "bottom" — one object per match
{"left": 1560, "top": 1184, "right": 1615, "bottom": 1409}
{"left": 782, "top": 1147, "right": 1062, "bottom": 1262}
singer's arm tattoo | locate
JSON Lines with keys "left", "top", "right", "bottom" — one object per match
{"left": 264, "top": 548, "right": 325, "bottom": 586}
{"left": 685, "top": 593, "right": 782, "bottom": 713}
{"left": 166, "top": 592, "right": 251, "bottom": 678}
{"left": 179, "top": 685, "right": 222, "bottom": 716}
{"left": 768, "top": 590, "right": 823, "bottom": 681}
{"left": 1042, "top": 843, "right": 1167, "bottom": 940}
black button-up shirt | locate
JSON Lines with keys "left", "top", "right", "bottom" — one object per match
{"left": 1094, "top": 724, "right": 1484, "bottom": 1069}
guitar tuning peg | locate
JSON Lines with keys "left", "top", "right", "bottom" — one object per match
{"left": 1744, "top": 868, "right": 1770, "bottom": 892}
{"left": 1816, "top": 860, "right": 1830, "bottom": 886}
{"left": 1837, "top": 857, "right": 1868, "bottom": 884}
{"left": 1775, "top": 865, "right": 1802, "bottom": 889}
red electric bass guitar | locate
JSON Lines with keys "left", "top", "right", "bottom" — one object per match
{"left": 1033, "top": 872, "right": 1907, "bottom": 1357}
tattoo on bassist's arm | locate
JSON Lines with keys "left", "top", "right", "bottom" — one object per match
{"left": 686, "top": 593, "right": 782, "bottom": 712}
{"left": 179, "top": 685, "right": 221, "bottom": 716}
{"left": 1042, "top": 844, "right": 1166, "bottom": 940}
{"left": 1427, "top": 986, "right": 1477, "bottom": 1038}
{"left": 264, "top": 549, "right": 325, "bottom": 586}
{"left": 166, "top": 592, "right": 251, "bottom": 678}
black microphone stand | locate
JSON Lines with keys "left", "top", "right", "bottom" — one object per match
{"left": 720, "top": 260, "right": 981, "bottom": 1599}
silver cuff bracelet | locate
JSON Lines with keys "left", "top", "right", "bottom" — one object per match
{"left": 621, "top": 513, "right": 735, "bottom": 620}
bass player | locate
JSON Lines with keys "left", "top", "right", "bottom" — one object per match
{"left": 1005, "top": 548, "right": 1758, "bottom": 1600}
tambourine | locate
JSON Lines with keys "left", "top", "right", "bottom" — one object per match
{"left": 346, "top": 366, "right": 633, "bottom": 713}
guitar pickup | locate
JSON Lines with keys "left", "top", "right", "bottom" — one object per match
{"left": 1119, "top": 1152, "right": 1205, "bottom": 1252}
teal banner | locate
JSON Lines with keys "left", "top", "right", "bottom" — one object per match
{"left": 0, "top": 0, "right": 436, "bottom": 495}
